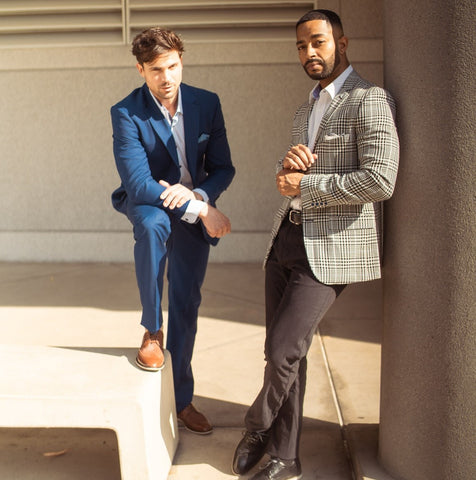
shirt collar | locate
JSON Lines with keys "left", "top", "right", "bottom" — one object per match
{"left": 149, "top": 86, "right": 183, "bottom": 119}
{"left": 309, "top": 65, "right": 353, "bottom": 103}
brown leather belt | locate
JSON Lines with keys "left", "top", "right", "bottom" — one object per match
{"left": 288, "top": 209, "right": 302, "bottom": 225}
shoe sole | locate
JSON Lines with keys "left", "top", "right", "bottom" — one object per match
{"left": 231, "top": 465, "right": 247, "bottom": 476}
{"left": 135, "top": 356, "right": 165, "bottom": 372}
{"left": 250, "top": 474, "right": 301, "bottom": 480}
{"left": 178, "top": 418, "right": 213, "bottom": 435}
{"left": 235, "top": 466, "right": 302, "bottom": 479}
{"left": 231, "top": 468, "right": 301, "bottom": 479}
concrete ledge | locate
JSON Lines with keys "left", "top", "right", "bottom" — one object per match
{"left": 345, "top": 424, "right": 396, "bottom": 480}
{"left": 0, "top": 345, "right": 178, "bottom": 480}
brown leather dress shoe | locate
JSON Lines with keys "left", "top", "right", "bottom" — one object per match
{"left": 135, "top": 329, "right": 164, "bottom": 371}
{"left": 177, "top": 403, "right": 213, "bottom": 435}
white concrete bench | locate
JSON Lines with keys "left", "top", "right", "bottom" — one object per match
{"left": 0, "top": 344, "right": 178, "bottom": 480}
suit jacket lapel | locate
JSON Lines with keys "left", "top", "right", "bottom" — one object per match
{"left": 142, "top": 84, "right": 180, "bottom": 166}
{"left": 313, "top": 71, "right": 362, "bottom": 147}
{"left": 181, "top": 84, "right": 200, "bottom": 183}
{"left": 297, "top": 102, "right": 313, "bottom": 146}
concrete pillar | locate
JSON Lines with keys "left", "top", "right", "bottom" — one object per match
{"left": 380, "top": 1, "right": 476, "bottom": 479}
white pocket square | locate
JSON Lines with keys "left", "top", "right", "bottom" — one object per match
{"left": 198, "top": 133, "right": 210, "bottom": 143}
{"left": 324, "top": 133, "right": 350, "bottom": 141}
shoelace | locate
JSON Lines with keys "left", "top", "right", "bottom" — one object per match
{"left": 260, "top": 457, "right": 296, "bottom": 473}
{"left": 264, "top": 458, "right": 283, "bottom": 468}
{"left": 145, "top": 331, "right": 163, "bottom": 348}
{"left": 243, "top": 430, "right": 269, "bottom": 446}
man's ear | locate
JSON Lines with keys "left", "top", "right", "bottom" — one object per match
{"left": 337, "top": 35, "right": 348, "bottom": 55}
{"left": 136, "top": 63, "right": 145, "bottom": 77}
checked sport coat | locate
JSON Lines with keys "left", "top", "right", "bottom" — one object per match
{"left": 266, "top": 70, "right": 400, "bottom": 284}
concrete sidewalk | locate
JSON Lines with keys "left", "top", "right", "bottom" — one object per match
{"left": 0, "top": 262, "right": 389, "bottom": 480}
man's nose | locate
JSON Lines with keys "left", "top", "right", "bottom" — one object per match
{"left": 159, "top": 70, "right": 172, "bottom": 83}
{"left": 306, "top": 45, "right": 317, "bottom": 58}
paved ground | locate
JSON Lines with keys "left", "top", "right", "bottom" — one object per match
{"left": 0, "top": 262, "right": 389, "bottom": 480}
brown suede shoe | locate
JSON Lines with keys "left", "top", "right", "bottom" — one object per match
{"left": 135, "top": 329, "right": 164, "bottom": 371}
{"left": 177, "top": 403, "right": 213, "bottom": 435}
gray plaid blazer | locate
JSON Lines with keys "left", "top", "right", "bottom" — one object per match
{"left": 265, "top": 70, "right": 400, "bottom": 284}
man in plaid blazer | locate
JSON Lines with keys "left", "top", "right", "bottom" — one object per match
{"left": 233, "top": 9, "right": 399, "bottom": 480}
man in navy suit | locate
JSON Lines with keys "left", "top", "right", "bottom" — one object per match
{"left": 111, "top": 27, "right": 235, "bottom": 434}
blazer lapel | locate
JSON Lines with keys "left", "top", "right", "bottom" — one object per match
{"left": 297, "top": 102, "right": 313, "bottom": 146}
{"left": 181, "top": 85, "right": 200, "bottom": 183}
{"left": 142, "top": 85, "right": 180, "bottom": 166}
{"left": 313, "top": 71, "right": 362, "bottom": 147}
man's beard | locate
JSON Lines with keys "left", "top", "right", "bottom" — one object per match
{"left": 304, "top": 49, "right": 340, "bottom": 81}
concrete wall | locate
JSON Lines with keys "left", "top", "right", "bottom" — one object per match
{"left": 0, "top": 0, "right": 385, "bottom": 262}
{"left": 380, "top": 0, "right": 476, "bottom": 479}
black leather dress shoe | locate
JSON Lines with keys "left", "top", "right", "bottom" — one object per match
{"left": 249, "top": 457, "right": 302, "bottom": 480}
{"left": 232, "top": 430, "right": 270, "bottom": 475}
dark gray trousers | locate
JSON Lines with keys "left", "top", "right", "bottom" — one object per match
{"left": 245, "top": 216, "right": 345, "bottom": 460}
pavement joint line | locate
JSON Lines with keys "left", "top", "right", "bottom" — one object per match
{"left": 317, "top": 327, "right": 357, "bottom": 480}
{"left": 317, "top": 329, "right": 344, "bottom": 428}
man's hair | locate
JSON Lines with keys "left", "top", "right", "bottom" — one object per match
{"left": 132, "top": 27, "right": 184, "bottom": 64}
{"left": 296, "top": 9, "right": 344, "bottom": 37}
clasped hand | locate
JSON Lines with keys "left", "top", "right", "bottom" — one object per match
{"left": 276, "top": 144, "right": 317, "bottom": 196}
{"left": 159, "top": 180, "right": 199, "bottom": 208}
{"left": 198, "top": 203, "right": 231, "bottom": 239}
{"left": 159, "top": 180, "right": 231, "bottom": 238}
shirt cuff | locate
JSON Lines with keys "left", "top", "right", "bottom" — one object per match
{"left": 193, "top": 188, "right": 209, "bottom": 204}
{"left": 181, "top": 199, "right": 205, "bottom": 224}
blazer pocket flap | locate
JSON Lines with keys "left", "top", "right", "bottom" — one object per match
{"left": 328, "top": 215, "right": 376, "bottom": 231}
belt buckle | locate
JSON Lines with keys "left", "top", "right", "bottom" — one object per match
{"left": 288, "top": 209, "right": 302, "bottom": 225}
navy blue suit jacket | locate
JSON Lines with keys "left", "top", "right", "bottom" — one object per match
{"left": 111, "top": 83, "right": 235, "bottom": 244}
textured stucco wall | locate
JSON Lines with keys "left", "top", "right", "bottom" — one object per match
{"left": 380, "top": 0, "right": 476, "bottom": 478}
{"left": 0, "top": 0, "right": 385, "bottom": 262}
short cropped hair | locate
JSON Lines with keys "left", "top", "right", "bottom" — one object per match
{"left": 296, "top": 9, "right": 344, "bottom": 37}
{"left": 132, "top": 27, "right": 184, "bottom": 64}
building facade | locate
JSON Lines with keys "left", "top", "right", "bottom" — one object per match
{"left": 1, "top": 1, "right": 474, "bottom": 479}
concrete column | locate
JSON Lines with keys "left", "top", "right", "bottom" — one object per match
{"left": 380, "top": 1, "right": 476, "bottom": 479}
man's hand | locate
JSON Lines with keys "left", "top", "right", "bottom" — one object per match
{"left": 159, "top": 180, "right": 195, "bottom": 209}
{"left": 198, "top": 203, "right": 231, "bottom": 238}
{"left": 276, "top": 169, "right": 305, "bottom": 196}
{"left": 282, "top": 144, "right": 316, "bottom": 171}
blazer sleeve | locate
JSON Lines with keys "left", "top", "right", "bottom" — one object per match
{"left": 195, "top": 96, "right": 235, "bottom": 204}
{"left": 300, "top": 87, "right": 400, "bottom": 209}
{"left": 111, "top": 105, "right": 190, "bottom": 217}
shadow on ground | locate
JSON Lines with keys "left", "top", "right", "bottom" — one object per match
{"left": 0, "top": 262, "right": 383, "bottom": 344}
